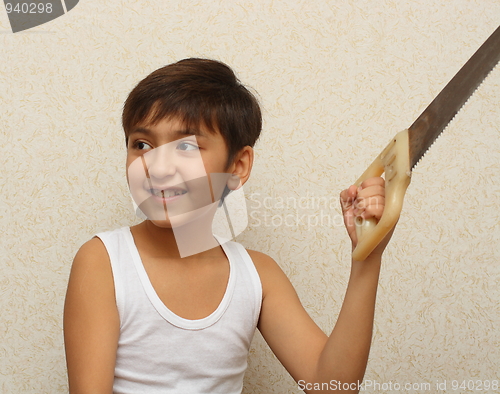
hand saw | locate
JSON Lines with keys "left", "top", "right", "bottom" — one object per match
{"left": 352, "top": 25, "right": 500, "bottom": 261}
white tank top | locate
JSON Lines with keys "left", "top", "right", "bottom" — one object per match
{"left": 95, "top": 227, "right": 262, "bottom": 394}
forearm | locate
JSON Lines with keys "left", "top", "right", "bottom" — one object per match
{"left": 313, "top": 254, "right": 382, "bottom": 391}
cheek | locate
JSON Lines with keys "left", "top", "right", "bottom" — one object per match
{"left": 202, "top": 153, "right": 229, "bottom": 173}
{"left": 178, "top": 157, "right": 209, "bottom": 181}
{"left": 127, "top": 156, "right": 148, "bottom": 195}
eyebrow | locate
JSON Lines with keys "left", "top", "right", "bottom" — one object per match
{"left": 129, "top": 127, "right": 207, "bottom": 138}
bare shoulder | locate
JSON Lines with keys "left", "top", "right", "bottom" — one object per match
{"left": 70, "top": 236, "right": 114, "bottom": 280}
{"left": 246, "top": 249, "right": 283, "bottom": 276}
{"left": 246, "top": 249, "right": 294, "bottom": 299}
{"left": 246, "top": 248, "right": 276, "bottom": 267}
{"left": 66, "top": 236, "right": 116, "bottom": 313}
{"left": 65, "top": 237, "right": 119, "bottom": 392}
{"left": 73, "top": 236, "right": 110, "bottom": 267}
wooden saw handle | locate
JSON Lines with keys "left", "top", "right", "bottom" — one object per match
{"left": 352, "top": 129, "right": 412, "bottom": 261}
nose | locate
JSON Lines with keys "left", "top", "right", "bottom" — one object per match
{"left": 142, "top": 143, "right": 176, "bottom": 180}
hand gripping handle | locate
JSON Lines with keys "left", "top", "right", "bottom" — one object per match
{"left": 352, "top": 130, "right": 411, "bottom": 261}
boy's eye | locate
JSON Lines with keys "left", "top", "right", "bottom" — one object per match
{"left": 177, "top": 141, "right": 199, "bottom": 151}
{"left": 133, "top": 141, "right": 152, "bottom": 150}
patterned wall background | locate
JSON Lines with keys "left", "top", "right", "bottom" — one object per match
{"left": 1, "top": 1, "right": 499, "bottom": 393}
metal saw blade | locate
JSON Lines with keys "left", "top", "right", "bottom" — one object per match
{"left": 408, "top": 25, "right": 500, "bottom": 169}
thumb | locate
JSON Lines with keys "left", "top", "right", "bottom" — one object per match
{"left": 340, "top": 185, "right": 358, "bottom": 214}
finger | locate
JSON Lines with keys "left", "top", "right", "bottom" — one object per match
{"left": 348, "top": 184, "right": 358, "bottom": 198}
{"left": 354, "top": 195, "right": 385, "bottom": 210}
{"left": 360, "top": 176, "right": 385, "bottom": 190}
{"left": 340, "top": 185, "right": 357, "bottom": 200}
{"left": 362, "top": 204, "right": 385, "bottom": 220}
{"left": 354, "top": 194, "right": 385, "bottom": 219}
{"left": 340, "top": 185, "right": 358, "bottom": 212}
{"left": 357, "top": 184, "right": 385, "bottom": 199}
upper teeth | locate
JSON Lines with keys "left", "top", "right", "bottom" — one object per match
{"left": 152, "top": 189, "right": 186, "bottom": 198}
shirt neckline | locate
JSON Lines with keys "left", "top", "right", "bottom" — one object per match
{"left": 122, "top": 226, "right": 236, "bottom": 330}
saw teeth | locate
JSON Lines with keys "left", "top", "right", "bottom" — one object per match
{"left": 412, "top": 63, "right": 500, "bottom": 171}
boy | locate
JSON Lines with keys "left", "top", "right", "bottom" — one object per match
{"left": 64, "top": 58, "right": 391, "bottom": 393}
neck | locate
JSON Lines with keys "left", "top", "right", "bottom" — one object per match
{"left": 140, "top": 203, "right": 223, "bottom": 259}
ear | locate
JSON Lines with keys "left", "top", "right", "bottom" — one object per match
{"left": 227, "top": 146, "right": 253, "bottom": 190}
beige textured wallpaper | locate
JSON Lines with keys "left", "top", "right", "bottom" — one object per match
{"left": 1, "top": 1, "right": 499, "bottom": 393}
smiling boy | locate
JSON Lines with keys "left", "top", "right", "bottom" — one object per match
{"left": 64, "top": 58, "right": 391, "bottom": 393}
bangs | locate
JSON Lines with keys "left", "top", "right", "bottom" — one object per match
{"left": 123, "top": 98, "right": 219, "bottom": 141}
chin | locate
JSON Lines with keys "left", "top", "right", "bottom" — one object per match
{"left": 148, "top": 202, "right": 219, "bottom": 230}
{"left": 147, "top": 219, "right": 174, "bottom": 229}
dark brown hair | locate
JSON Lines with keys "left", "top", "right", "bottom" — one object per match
{"left": 122, "top": 58, "right": 262, "bottom": 168}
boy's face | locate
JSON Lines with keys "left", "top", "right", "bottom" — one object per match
{"left": 126, "top": 116, "right": 236, "bottom": 229}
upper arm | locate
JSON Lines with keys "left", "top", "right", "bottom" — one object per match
{"left": 64, "top": 237, "right": 120, "bottom": 394}
{"left": 248, "top": 249, "right": 328, "bottom": 384}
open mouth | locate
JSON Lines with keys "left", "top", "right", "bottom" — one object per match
{"left": 150, "top": 188, "right": 187, "bottom": 198}
{"left": 147, "top": 187, "right": 188, "bottom": 205}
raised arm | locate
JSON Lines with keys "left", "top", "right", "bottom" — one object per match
{"left": 253, "top": 177, "right": 391, "bottom": 393}
{"left": 63, "top": 237, "right": 120, "bottom": 394}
